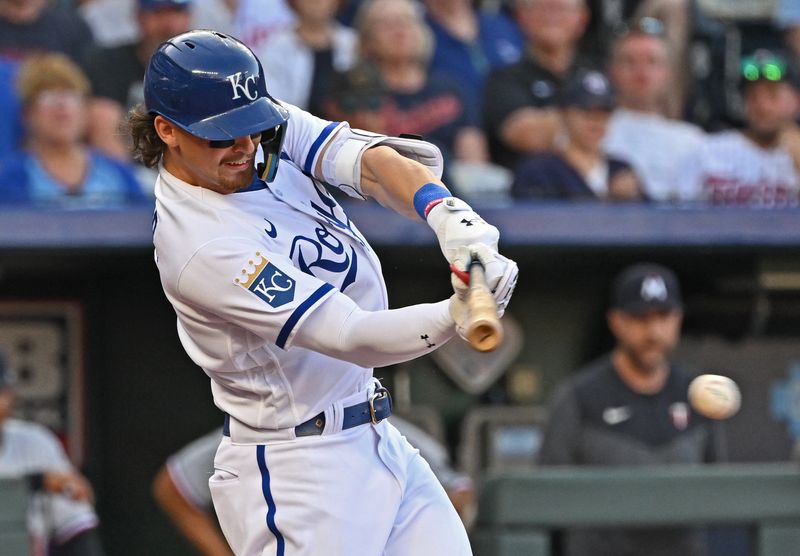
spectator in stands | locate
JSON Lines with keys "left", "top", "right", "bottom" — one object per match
{"left": 234, "top": 0, "right": 295, "bottom": 52}
{"left": 511, "top": 69, "right": 644, "bottom": 201}
{"left": 538, "top": 262, "right": 722, "bottom": 556}
{"left": 85, "top": 0, "right": 192, "bottom": 160}
{"left": 482, "top": 0, "right": 591, "bottom": 170}
{"left": 0, "top": 354, "right": 106, "bottom": 555}
{"left": 679, "top": 50, "right": 800, "bottom": 207}
{"left": 0, "top": 54, "right": 146, "bottom": 208}
{"left": 190, "top": 0, "right": 238, "bottom": 35}
{"left": 603, "top": 18, "right": 706, "bottom": 202}
{"left": 78, "top": 0, "right": 140, "bottom": 48}
{"left": 422, "top": 0, "right": 524, "bottom": 118}
{"left": 356, "top": 0, "right": 489, "bottom": 168}
{"left": 153, "top": 419, "right": 474, "bottom": 555}
{"left": 256, "top": 0, "right": 358, "bottom": 115}
{"left": 0, "top": 0, "right": 95, "bottom": 67}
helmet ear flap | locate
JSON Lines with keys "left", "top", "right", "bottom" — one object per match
{"left": 257, "top": 120, "right": 288, "bottom": 183}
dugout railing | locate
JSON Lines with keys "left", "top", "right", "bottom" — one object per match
{"left": 471, "top": 463, "right": 800, "bottom": 556}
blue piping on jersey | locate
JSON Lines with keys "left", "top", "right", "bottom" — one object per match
{"left": 303, "top": 122, "right": 340, "bottom": 174}
{"left": 257, "top": 445, "right": 285, "bottom": 556}
{"left": 276, "top": 283, "right": 335, "bottom": 349}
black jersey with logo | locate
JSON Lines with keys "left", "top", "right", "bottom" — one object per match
{"left": 538, "top": 354, "right": 719, "bottom": 556}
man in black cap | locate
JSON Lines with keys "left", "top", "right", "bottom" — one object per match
{"left": 510, "top": 68, "right": 645, "bottom": 201}
{"left": 538, "top": 262, "right": 720, "bottom": 556}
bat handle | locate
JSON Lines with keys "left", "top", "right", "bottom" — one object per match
{"left": 465, "top": 257, "right": 503, "bottom": 353}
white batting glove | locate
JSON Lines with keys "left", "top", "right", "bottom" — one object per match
{"left": 448, "top": 294, "right": 470, "bottom": 341}
{"left": 449, "top": 244, "right": 519, "bottom": 318}
{"left": 426, "top": 197, "right": 500, "bottom": 264}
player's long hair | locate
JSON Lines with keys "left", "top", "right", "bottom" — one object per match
{"left": 126, "top": 104, "right": 164, "bottom": 168}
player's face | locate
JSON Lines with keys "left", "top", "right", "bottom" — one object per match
{"left": 157, "top": 117, "right": 260, "bottom": 194}
{"left": 608, "top": 309, "right": 682, "bottom": 372}
{"left": 610, "top": 35, "right": 669, "bottom": 108}
{"left": 743, "top": 81, "right": 799, "bottom": 140}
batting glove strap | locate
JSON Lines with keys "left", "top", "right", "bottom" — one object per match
{"left": 450, "top": 244, "right": 519, "bottom": 318}
{"left": 426, "top": 197, "right": 500, "bottom": 263}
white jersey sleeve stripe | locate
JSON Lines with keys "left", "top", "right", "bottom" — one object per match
{"left": 303, "top": 122, "right": 341, "bottom": 175}
{"left": 276, "top": 282, "right": 336, "bottom": 349}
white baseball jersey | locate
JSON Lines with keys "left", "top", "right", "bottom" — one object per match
{"left": 154, "top": 105, "right": 384, "bottom": 430}
{"left": 679, "top": 130, "right": 800, "bottom": 206}
{"left": 0, "top": 419, "right": 99, "bottom": 550}
{"left": 153, "top": 102, "right": 471, "bottom": 555}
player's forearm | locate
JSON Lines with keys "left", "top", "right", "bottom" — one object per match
{"left": 295, "top": 294, "right": 455, "bottom": 368}
{"left": 359, "top": 145, "right": 445, "bottom": 219}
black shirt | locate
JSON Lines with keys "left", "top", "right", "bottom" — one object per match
{"left": 538, "top": 355, "right": 718, "bottom": 556}
{"left": 86, "top": 43, "right": 145, "bottom": 109}
{"left": 0, "top": 5, "right": 95, "bottom": 69}
{"left": 482, "top": 54, "right": 597, "bottom": 169}
{"left": 512, "top": 152, "right": 635, "bottom": 200}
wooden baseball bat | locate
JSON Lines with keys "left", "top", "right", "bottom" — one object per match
{"left": 465, "top": 255, "right": 504, "bottom": 353}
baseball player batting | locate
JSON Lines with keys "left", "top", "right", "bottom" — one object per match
{"left": 130, "top": 30, "right": 518, "bottom": 555}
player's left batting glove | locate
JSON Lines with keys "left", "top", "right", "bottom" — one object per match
{"left": 425, "top": 197, "right": 500, "bottom": 264}
{"left": 450, "top": 244, "right": 518, "bottom": 317}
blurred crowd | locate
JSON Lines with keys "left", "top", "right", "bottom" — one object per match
{"left": 0, "top": 0, "right": 799, "bottom": 209}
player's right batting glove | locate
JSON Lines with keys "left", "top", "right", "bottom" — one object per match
{"left": 426, "top": 197, "right": 500, "bottom": 264}
{"left": 448, "top": 244, "right": 519, "bottom": 338}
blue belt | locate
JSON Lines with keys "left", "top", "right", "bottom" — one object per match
{"left": 223, "top": 387, "right": 392, "bottom": 438}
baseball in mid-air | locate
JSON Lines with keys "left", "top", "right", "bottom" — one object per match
{"left": 688, "top": 374, "right": 741, "bottom": 420}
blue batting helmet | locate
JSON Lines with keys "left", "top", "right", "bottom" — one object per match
{"left": 144, "top": 30, "right": 288, "bottom": 143}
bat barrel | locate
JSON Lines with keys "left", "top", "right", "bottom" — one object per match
{"left": 466, "top": 259, "right": 504, "bottom": 352}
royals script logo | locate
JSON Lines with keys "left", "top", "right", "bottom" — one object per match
{"left": 227, "top": 71, "right": 258, "bottom": 101}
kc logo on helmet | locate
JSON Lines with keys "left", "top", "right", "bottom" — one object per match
{"left": 227, "top": 72, "right": 258, "bottom": 101}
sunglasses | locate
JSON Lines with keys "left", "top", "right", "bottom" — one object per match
{"left": 207, "top": 126, "right": 280, "bottom": 149}
{"left": 741, "top": 56, "right": 788, "bottom": 82}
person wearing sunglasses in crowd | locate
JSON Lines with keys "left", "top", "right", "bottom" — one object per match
{"left": 678, "top": 49, "right": 800, "bottom": 207}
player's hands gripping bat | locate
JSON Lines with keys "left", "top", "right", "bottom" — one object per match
{"left": 449, "top": 244, "right": 518, "bottom": 352}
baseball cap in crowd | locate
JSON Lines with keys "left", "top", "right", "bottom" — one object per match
{"left": 740, "top": 49, "right": 800, "bottom": 89}
{"left": 610, "top": 263, "right": 683, "bottom": 315}
{"left": 139, "top": 0, "right": 192, "bottom": 11}
{"left": 560, "top": 69, "right": 616, "bottom": 111}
